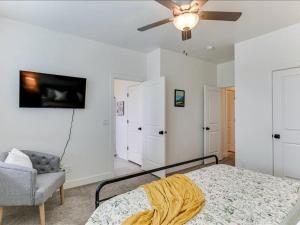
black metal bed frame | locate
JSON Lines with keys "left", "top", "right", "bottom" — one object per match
{"left": 95, "top": 154, "right": 218, "bottom": 208}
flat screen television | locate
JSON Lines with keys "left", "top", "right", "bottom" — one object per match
{"left": 20, "top": 71, "right": 86, "bottom": 108}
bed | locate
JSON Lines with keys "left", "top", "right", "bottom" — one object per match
{"left": 86, "top": 155, "right": 300, "bottom": 225}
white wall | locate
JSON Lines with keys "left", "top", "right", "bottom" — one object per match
{"left": 0, "top": 17, "right": 146, "bottom": 188}
{"left": 217, "top": 61, "right": 235, "bottom": 87}
{"left": 147, "top": 49, "right": 161, "bottom": 80}
{"left": 235, "top": 23, "right": 300, "bottom": 174}
{"left": 159, "top": 49, "right": 217, "bottom": 165}
{"left": 114, "top": 79, "right": 140, "bottom": 160}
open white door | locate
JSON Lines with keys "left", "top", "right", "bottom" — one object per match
{"left": 204, "top": 86, "right": 221, "bottom": 164}
{"left": 127, "top": 84, "right": 143, "bottom": 165}
{"left": 142, "top": 77, "right": 166, "bottom": 177}
{"left": 273, "top": 67, "right": 300, "bottom": 179}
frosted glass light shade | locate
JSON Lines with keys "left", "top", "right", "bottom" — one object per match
{"left": 173, "top": 13, "right": 199, "bottom": 31}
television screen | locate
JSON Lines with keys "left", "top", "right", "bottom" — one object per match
{"left": 20, "top": 71, "right": 86, "bottom": 108}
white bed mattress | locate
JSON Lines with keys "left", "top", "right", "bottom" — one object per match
{"left": 86, "top": 165, "right": 300, "bottom": 225}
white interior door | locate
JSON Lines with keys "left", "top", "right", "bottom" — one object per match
{"left": 273, "top": 67, "right": 300, "bottom": 179}
{"left": 204, "top": 86, "right": 221, "bottom": 164}
{"left": 226, "top": 88, "right": 235, "bottom": 152}
{"left": 127, "top": 84, "right": 143, "bottom": 165}
{"left": 142, "top": 77, "right": 166, "bottom": 177}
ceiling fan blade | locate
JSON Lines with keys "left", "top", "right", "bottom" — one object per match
{"left": 137, "top": 18, "right": 173, "bottom": 32}
{"left": 182, "top": 30, "right": 192, "bottom": 41}
{"left": 192, "top": 0, "right": 208, "bottom": 8}
{"left": 154, "top": 0, "right": 179, "bottom": 10}
{"left": 199, "top": 11, "right": 242, "bottom": 21}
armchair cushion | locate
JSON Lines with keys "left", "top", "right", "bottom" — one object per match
{"left": 0, "top": 152, "right": 8, "bottom": 162}
{"left": 34, "top": 171, "right": 65, "bottom": 205}
{"left": 5, "top": 148, "right": 33, "bottom": 169}
{"left": 22, "top": 150, "right": 61, "bottom": 174}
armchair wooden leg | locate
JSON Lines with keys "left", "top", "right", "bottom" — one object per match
{"left": 60, "top": 185, "right": 64, "bottom": 205}
{"left": 39, "top": 204, "right": 45, "bottom": 225}
{"left": 0, "top": 207, "right": 3, "bottom": 225}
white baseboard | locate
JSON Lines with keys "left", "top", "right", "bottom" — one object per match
{"left": 64, "top": 172, "right": 114, "bottom": 189}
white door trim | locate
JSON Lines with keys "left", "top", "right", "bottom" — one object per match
{"left": 109, "top": 74, "right": 145, "bottom": 166}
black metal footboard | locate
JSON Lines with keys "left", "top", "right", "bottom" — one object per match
{"left": 95, "top": 154, "right": 218, "bottom": 208}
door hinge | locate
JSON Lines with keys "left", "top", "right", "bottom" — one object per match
{"left": 127, "top": 120, "right": 129, "bottom": 124}
{"left": 127, "top": 93, "right": 129, "bottom": 97}
{"left": 127, "top": 146, "right": 129, "bottom": 150}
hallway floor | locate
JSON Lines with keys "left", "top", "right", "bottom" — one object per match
{"left": 113, "top": 156, "right": 142, "bottom": 176}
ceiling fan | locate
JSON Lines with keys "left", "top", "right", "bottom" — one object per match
{"left": 137, "top": 0, "right": 242, "bottom": 41}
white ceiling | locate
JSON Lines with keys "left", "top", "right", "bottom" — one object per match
{"left": 1, "top": 1, "right": 300, "bottom": 63}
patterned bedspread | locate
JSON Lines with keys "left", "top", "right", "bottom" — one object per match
{"left": 86, "top": 165, "right": 300, "bottom": 225}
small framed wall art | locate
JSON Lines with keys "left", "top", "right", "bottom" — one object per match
{"left": 174, "top": 89, "right": 185, "bottom": 107}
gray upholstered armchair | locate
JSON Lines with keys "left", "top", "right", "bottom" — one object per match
{"left": 0, "top": 150, "right": 65, "bottom": 225}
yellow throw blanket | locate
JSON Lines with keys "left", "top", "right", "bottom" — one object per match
{"left": 122, "top": 174, "right": 205, "bottom": 225}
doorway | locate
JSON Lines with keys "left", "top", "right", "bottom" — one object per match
{"left": 113, "top": 79, "right": 142, "bottom": 175}
{"left": 203, "top": 86, "right": 236, "bottom": 164}
{"left": 111, "top": 77, "right": 167, "bottom": 177}
{"left": 203, "top": 86, "right": 222, "bottom": 164}
{"left": 223, "top": 87, "right": 235, "bottom": 160}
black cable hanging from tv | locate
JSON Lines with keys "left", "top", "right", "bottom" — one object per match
{"left": 61, "top": 109, "right": 75, "bottom": 160}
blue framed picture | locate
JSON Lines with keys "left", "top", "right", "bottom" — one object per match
{"left": 174, "top": 89, "right": 185, "bottom": 107}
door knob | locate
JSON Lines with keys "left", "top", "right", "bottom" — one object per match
{"left": 203, "top": 127, "right": 210, "bottom": 131}
{"left": 138, "top": 127, "right": 142, "bottom": 131}
{"left": 273, "top": 134, "right": 280, "bottom": 139}
{"left": 159, "top": 131, "right": 167, "bottom": 135}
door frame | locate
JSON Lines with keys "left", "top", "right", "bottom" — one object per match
{"left": 222, "top": 87, "right": 235, "bottom": 157}
{"left": 109, "top": 74, "right": 145, "bottom": 167}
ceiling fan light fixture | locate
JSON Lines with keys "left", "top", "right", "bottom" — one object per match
{"left": 173, "top": 12, "right": 199, "bottom": 31}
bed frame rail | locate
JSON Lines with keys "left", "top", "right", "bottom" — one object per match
{"left": 95, "top": 154, "right": 218, "bottom": 208}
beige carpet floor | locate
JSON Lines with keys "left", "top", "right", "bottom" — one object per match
{"left": 2, "top": 155, "right": 235, "bottom": 225}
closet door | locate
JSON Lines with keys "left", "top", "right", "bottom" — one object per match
{"left": 273, "top": 67, "right": 300, "bottom": 179}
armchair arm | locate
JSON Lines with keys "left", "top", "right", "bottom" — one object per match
{"left": 0, "top": 161, "right": 37, "bottom": 206}
{"left": 22, "top": 150, "right": 61, "bottom": 174}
